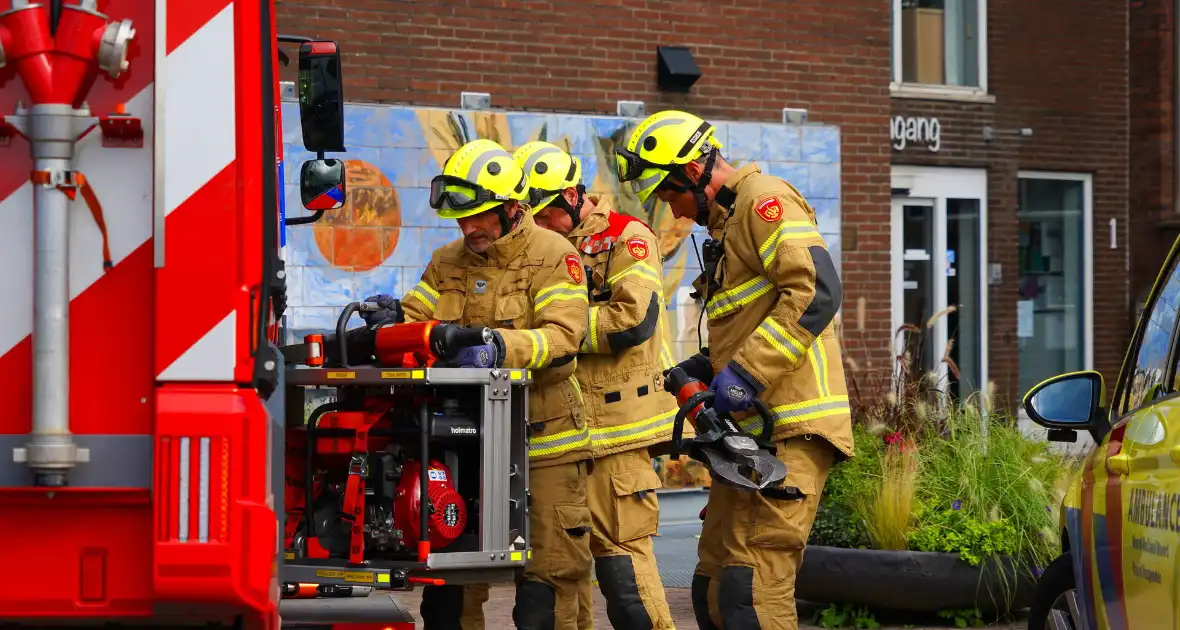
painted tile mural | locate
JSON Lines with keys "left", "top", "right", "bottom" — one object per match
{"left": 281, "top": 102, "right": 842, "bottom": 490}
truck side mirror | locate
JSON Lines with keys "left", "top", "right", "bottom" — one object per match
{"left": 300, "top": 159, "right": 346, "bottom": 211}
{"left": 297, "top": 40, "right": 345, "bottom": 154}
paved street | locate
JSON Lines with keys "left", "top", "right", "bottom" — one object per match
{"left": 393, "top": 490, "right": 1028, "bottom": 629}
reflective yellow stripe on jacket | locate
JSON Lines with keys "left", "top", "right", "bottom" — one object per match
{"left": 535, "top": 282, "right": 588, "bottom": 312}
{"left": 405, "top": 280, "right": 440, "bottom": 314}
{"left": 706, "top": 276, "right": 773, "bottom": 319}
{"left": 524, "top": 329, "right": 550, "bottom": 369}
{"left": 589, "top": 408, "right": 676, "bottom": 450}
{"left": 737, "top": 395, "right": 851, "bottom": 434}
{"left": 759, "top": 221, "right": 821, "bottom": 270}
{"left": 529, "top": 375, "right": 591, "bottom": 459}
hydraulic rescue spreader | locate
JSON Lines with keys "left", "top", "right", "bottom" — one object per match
{"left": 0, "top": 0, "right": 141, "bottom": 486}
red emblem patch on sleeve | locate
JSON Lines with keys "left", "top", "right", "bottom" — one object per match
{"left": 755, "top": 197, "right": 784, "bottom": 222}
{"left": 626, "top": 237, "right": 650, "bottom": 261}
{"left": 565, "top": 253, "right": 584, "bottom": 283}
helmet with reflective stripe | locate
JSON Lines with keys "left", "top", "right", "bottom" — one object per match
{"left": 615, "top": 110, "right": 723, "bottom": 203}
{"left": 430, "top": 139, "right": 530, "bottom": 219}
{"left": 512, "top": 141, "right": 582, "bottom": 213}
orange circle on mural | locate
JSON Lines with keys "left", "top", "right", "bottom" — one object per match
{"left": 312, "top": 159, "right": 402, "bottom": 271}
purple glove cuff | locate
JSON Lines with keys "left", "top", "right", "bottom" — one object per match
{"left": 709, "top": 366, "right": 756, "bottom": 416}
{"left": 453, "top": 343, "right": 499, "bottom": 368}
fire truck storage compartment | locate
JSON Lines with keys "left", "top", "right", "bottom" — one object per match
{"left": 282, "top": 367, "right": 532, "bottom": 590}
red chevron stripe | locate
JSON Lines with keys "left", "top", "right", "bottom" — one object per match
{"left": 166, "top": 0, "right": 234, "bottom": 54}
{"left": 154, "top": 162, "right": 239, "bottom": 375}
{"left": 0, "top": 161, "right": 242, "bottom": 435}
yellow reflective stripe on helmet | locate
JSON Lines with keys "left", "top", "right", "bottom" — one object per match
{"left": 535, "top": 283, "right": 589, "bottom": 312}
{"left": 529, "top": 423, "right": 591, "bottom": 458}
{"left": 755, "top": 318, "right": 807, "bottom": 362}
{"left": 464, "top": 146, "right": 514, "bottom": 182}
{"left": 406, "top": 281, "right": 440, "bottom": 312}
{"left": 810, "top": 339, "right": 831, "bottom": 397}
{"left": 759, "top": 221, "right": 821, "bottom": 270}
{"left": 521, "top": 145, "right": 562, "bottom": 176}
{"left": 706, "top": 276, "right": 774, "bottom": 319}
{"left": 590, "top": 408, "right": 676, "bottom": 448}
{"left": 608, "top": 261, "right": 661, "bottom": 287}
{"left": 584, "top": 307, "right": 602, "bottom": 353}
{"left": 737, "top": 395, "right": 850, "bottom": 433}
{"left": 525, "top": 330, "right": 550, "bottom": 368}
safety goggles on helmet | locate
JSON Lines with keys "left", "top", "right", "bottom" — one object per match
{"left": 526, "top": 159, "right": 580, "bottom": 208}
{"left": 428, "top": 174, "right": 513, "bottom": 211}
{"left": 614, "top": 148, "right": 669, "bottom": 184}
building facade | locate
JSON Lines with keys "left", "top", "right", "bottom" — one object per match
{"left": 277, "top": 0, "right": 1131, "bottom": 416}
{"left": 888, "top": 0, "right": 1130, "bottom": 409}
{"left": 1130, "top": 0, "right": 1179, "bottom": 309}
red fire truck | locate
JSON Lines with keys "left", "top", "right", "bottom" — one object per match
{"left": 1, "top": 3, "right": 537, "bottom": 628}
{"left": 0, "top": 1, "right": 420, "bottom": 627}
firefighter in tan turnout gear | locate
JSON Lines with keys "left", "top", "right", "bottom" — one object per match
{"left": 513, "top": 141, "right": 677, "bottom": 630}
{"left": 616, "top": 111, "right": 855, "bottom": 630}
{"left": 389, "top": 138, "right": 594, "bottom": 630}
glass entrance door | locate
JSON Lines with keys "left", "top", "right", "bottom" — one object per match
{"left": 891, "top": 167, "right": 987, "bottom": 400}
{"left": 946, "top": 198, "right": 982, "bottom": 398}
{"left": 899, "top": 200, "right": 936, "bottom": 377}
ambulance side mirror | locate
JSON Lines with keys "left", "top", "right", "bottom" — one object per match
{"left": 1022, "top": 370, "right": 1110, "bottom": 444}
{"left": 299, "top": 159, "right": 346, "bottom": 212}
{"left": 297, "top": 40, "right": 345, "bottom": 154}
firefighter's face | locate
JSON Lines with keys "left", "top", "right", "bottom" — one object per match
{"left": 457, "top": 203, "right": 520, "bottom": 253}
{"left": 534, "top": 188, "right": 579, "bottom": 235}
{"left": 655, "top": 160, "right": 706, "bottom": 220}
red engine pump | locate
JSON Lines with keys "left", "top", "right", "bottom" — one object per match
{"left": 394, "top": 460, "right": 467, "bottom": 550}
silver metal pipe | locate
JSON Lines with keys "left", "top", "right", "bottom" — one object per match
{"left": 16, "top": 104, "right": 92, "bottom": 486}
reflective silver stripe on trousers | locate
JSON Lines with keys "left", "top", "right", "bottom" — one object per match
{"left": 0, "top": 434, "right": 152, "bottom": 488}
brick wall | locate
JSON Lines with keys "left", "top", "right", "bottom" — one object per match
{"left": 891, "top": 0, "right": 1130, "bottom": 407}
{"left": 276, "top": 0, "right": 897, "bottom": 373}
{"left": 1130, "top": 0, "right": 1176, "bottom": 306}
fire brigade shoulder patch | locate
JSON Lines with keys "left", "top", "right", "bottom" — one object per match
{"left": 627, "top": 237, "right": 650, "bottom": 261}
{"left": 755, "top": 197, "right": 784, "bottom": 223}
{"left": 565, "top": 253, "right": 584, "bottom": 283}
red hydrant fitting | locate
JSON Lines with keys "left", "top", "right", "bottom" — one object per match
{"left": 0, "top": 0, "right": 137, "bottom": 487}
{"left": 0, "top": 0, "right": 133, "bottom": 106}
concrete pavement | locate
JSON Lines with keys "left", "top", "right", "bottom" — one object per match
{"left": 392, "top": 490, "right": 1027, "bottom": 628}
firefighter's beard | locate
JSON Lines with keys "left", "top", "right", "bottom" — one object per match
{"left": 464, "top": 229, "right": 495, "bottom": 254}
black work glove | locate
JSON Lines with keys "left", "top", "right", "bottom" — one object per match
{"left": 360, "top": 294, "right": 404, "bottom": 327}
{"left": 665, "top": 347, "right": 713, "bottom": 386}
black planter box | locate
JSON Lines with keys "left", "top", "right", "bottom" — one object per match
{"left": 796, "top": 546, "right": 1037, "bottom": 615}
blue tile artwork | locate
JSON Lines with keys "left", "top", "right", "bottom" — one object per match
{"left": 803, "top": 126, "right": 840, "bottom": 164}
{"left": 281, "top": 103, "right": 843, "bottom": 352}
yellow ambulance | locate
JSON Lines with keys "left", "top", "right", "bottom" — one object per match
{"left": 1022, "top": 238, "right": 1180, "bottom": 630}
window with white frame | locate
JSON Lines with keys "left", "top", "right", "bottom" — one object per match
{"left": 892, "top": 0, "right": 987, "bottom": 94}
{"left": 1015, "top": 172, "right": 1093, "bottom": 400}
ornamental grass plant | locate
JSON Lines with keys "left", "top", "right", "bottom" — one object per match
{"left": 811, "top": 300, "right": 1084, "bottom": 593}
